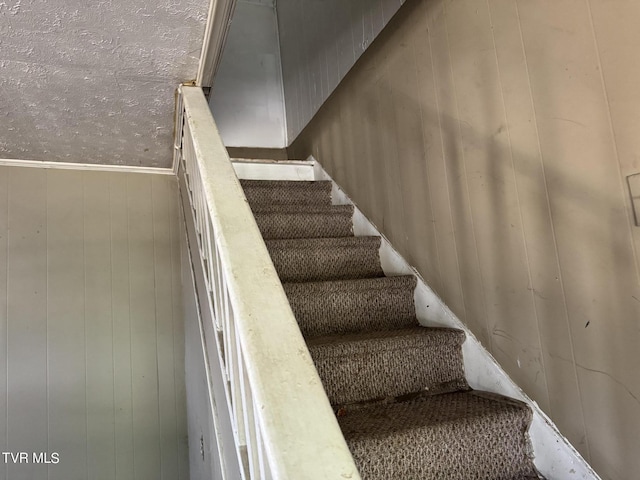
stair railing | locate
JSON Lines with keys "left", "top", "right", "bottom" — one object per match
{"left": 175, "top": 85, "right": 360, "bottom": 480}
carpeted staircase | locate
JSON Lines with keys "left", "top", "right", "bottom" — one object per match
{"left": 241, "top": 179, "right": 541, "bottom": 480}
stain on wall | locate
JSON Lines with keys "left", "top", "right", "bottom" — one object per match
{"left": 289, "top": 0, "right": 640, "bottom": 478}
{"left": 0, "top": 0, "right": 208, "bottom": 167}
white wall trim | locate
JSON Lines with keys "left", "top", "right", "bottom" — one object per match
{"left": 0, "top": 158, "right": 175, "bottom": 175}
{"left": 272, "top": 0, "right": 289, "bottom": 146}
{"left": 197, "top": 0, "right": 238, "bottom": 87}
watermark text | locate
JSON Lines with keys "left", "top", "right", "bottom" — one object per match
{"left": 2, "top": 452, "right": 59, "bottom": 464}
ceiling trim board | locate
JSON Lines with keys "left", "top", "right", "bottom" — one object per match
{"left": 197, "top": 0, "right": 239, "bottom": 87}
{"left": 0, "top": 158, "right": 175, "bottom": 176}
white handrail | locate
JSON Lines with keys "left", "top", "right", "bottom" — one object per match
{"left": 177, "top": 85, "right": 360, "bottom": 480}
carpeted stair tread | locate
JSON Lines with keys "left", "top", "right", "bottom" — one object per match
{"left": 338, "top": 390, "right": 537, "bottom": 480}
{"left": 308, "top": 326, "right": 468, "bottom": 406}
{"left": 266, "top": 236, "right": 383, "bottom": 282}
{"left": 240, "top": 179, "right": 332, "bottom": 206}
{"left": 284, "top": 276, "right": 417, "bottom": 338}
{"left": 250, "top": 204, "right": 353, "bottom": 214}
{"left": 252, "top": 204, "right": 354, "bottom": 240}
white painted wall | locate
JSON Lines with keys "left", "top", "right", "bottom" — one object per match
{"left": 209, "top": 0, "right": 405, "bottom": 147}
{"left": 0, "top": 167, "right": 188, "bottom": 480}
{"left": 209, "top": 0, "right": 287, "bottom": 148}
{"left": 276, "top": 0, "right": 405, "bottom": 142}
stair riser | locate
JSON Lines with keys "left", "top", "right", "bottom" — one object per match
{"left": 254, "top": 212, "right": 353, "bottom": 239}
{"left": 310, "top": 339, "right": 467, "bottom": 405}
{"left": 285, "top": 286, "right": 417, "bottom": 338}
{"left": 269, "top": 247, "right": 382, "bottom": 283}
{"left": 241, "top": 180, "right": 332, "bottom": 207}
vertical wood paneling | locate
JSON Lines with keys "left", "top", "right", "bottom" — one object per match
{"left": 109, "top": 173, "right": 136, "bottom": 478}
{"left": 336, "top": 84, "right": 359, "bottom": 206}
{"left": 413, "top": 0, "right": 458, "bottom": 310}
{"left": 350, "top": 0, "right": 365, "bottom": 62}
{"left": 47, "top": 170, "right": 87, "bottom": 480}
{"left": 289, "top": 0, "right": 640, "bottom": 477}
{"left": 336, "top": 2, "right": 356, "bottom": 81}
{"left": 376, "top": 46, "right": 407, "bottom": 255}
{"left": 325, "top": 0, "right": 342, "bottom": 94}
{"left": 371, "top": 1, "right": 385, "bottom": 39}
{"left": 126, "top": 175, "right": 161, "bottom": 479}
{"left": 587, "top": 2, "right": 640, "bottom": 472}
{"left": 7, "top": 168, "right": 48, "bottom": 480}
{"left": 277, "top": 0, "right": 403, "bottom": 141}
{"left": 84, "top": 172, "right": 116, "bottom": 479}
{"left": 152, "top": 177, "right": 179, "bottom": 480}
{"left": 487, "top": 0, "right": 587, "bottom": 451}
{"left": 307, "top": 0, "right": 324, "bottom": 113}
{"left": 430, "top": 1, "right": 493, "bottom": 348}
{"left": 391, "top": 11, "right": 440, "bottom": 291}
{"left": 209, "top": 0, "right": 287, "bottom": 148}
{"left": 298, "top": 0, "right": 312, "bottom": 133}
{"left": 0, "top": 170, "right": 8, "bottom": 477}
{"left": 169, "top": 182, "right": 189, "bottom": 480}
{"left": 517, "top": 2, "right": 640, "bottom": 475}
{"left": 0, "top": 167, "right": 187, "bottom": 480}
{"left": 447, "top": 0, "right": 550, "bottom": 409}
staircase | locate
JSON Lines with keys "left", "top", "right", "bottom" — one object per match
{"left": 241, "top": 178, "right": 540, "bottom": 479}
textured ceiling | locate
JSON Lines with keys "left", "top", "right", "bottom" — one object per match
{"left": 0, "top": 0, "right": 208, "bottom": 168}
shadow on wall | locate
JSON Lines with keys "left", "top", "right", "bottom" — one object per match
{"left": 288, "top": 0, "right": 640, "bottom": 477}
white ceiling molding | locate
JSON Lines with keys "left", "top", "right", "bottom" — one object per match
{"left": 0, "top": 158, "right": 174, "bottom": 175}
{"left": 197, "top": 0, "right": 239, "bottom": 87}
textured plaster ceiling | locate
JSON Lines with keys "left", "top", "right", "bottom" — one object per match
{"left": 0, "top": 0, "right": 208, "bottom": 168}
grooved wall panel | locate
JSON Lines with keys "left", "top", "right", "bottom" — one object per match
{"left": 84, "top": 172, "right": 116, "bottom": 478}
{"left": 0, "top": 170, "right": 7, "bottom": 472}
{"left": 47, "top": 170, "right": 87, "bottom": 480}
{"left": 6, "top": 169, "right": 48, "bottom": 480}
{"left": 277, "top": 0, "right": 405, "bottom": 142}
{"left": 210, "top": 0, "right": 287, "bottom": 148}
{"left": 170, "top": 183, "right": 189, "bottom": 480}
{"left": 127, "top": 175, "right": 161, "bottom": 479}
{"left": 110, "top": 173, "right": 136, "bottom": 478}
{"left": 289, "top": 0, "right": 640, "bottom": 477}
{"left": 0, "top": 167, "right": 188, "bottom": 480}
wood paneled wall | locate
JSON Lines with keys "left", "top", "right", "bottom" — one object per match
{"left": 210, "top": 0, "right": 287, "bottom": 148}
{"left": 277, "top": 0, "right": 406, "bottom": 141}
{"left": 289, "top": 1, "right": 640, "bottom": 478}
{"left": 0, "top": 167, "right": 188, "bottom": 480}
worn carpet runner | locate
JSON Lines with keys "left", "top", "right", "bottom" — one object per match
{"left": 241, "top": 179, "right": 540, "bottom": 480}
